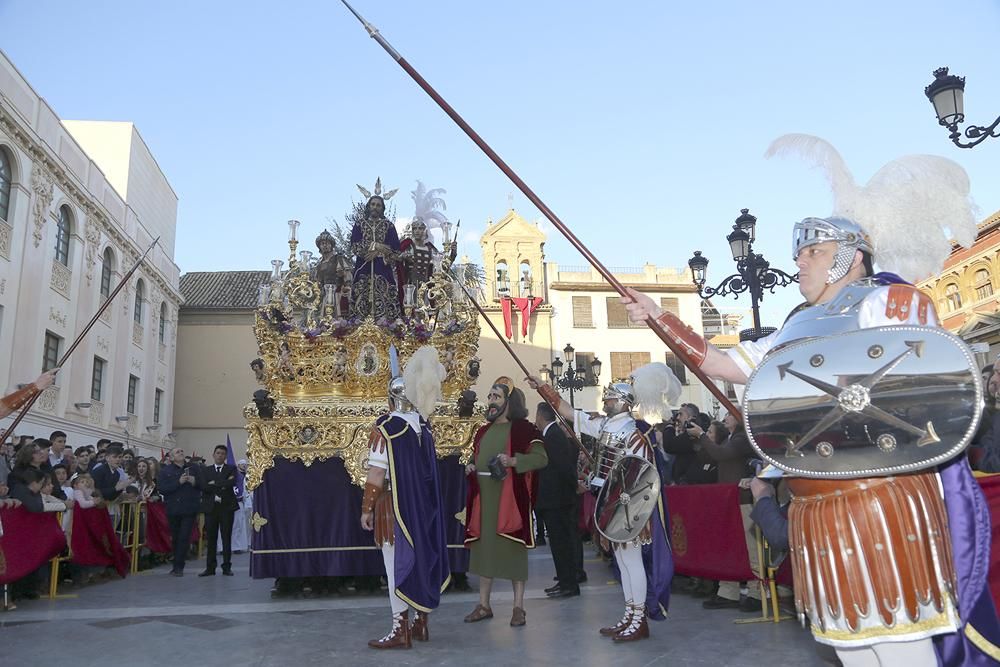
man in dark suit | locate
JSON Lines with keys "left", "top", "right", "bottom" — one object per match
{"left": 157, "top": 447, "right": 201, "bottom": 576}
{"left": 198, "top": 444, "right": 238, "bottom": 576}
{"left": 534, "top": 402, "right": 581, "bottom": 598}
{"left": 90, "top": 443, "right": 128, "bottom": 501}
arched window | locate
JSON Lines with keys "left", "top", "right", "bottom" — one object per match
{"left": 55, "top": 205, "right": 72, "bottom": 265}
{"left": 100, "top": 247, "right": 114, "bottom": 301}
{"left": 134, "top": 279, "right": 145, "bottom": 324}
{"left": 975, "top": 268, "right": 993, "bottom": 301}
{"left": 496, "top": 260, "right": 510, "bottom": 298}
{"left": 0, "top": 147, "right": 12, "bottom": 223}
{"left": 159, "top": 302, "right": 167, "bottom": 344}
{"left": 519, "top": 261, "right": 533, "bottom": 297}
{"left": 945, "top": 283, "right": 962, "bottom": 312}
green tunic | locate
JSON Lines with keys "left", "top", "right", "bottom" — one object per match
{"left": 468, "top": 422, "right": 548, "bottom": 581}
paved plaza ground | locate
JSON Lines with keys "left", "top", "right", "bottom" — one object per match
{"left": 3, "top": 548, "right": 835, "bottom": 666}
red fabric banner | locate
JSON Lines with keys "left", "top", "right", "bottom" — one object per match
{"left": 511, "top": 297, "right": 543, "bottom": 337}
{"left": 70, "top": 506, "right": 130, "bottom": 577}
{"left": 500, "top": 297, "right": 514, "bottom": 339}
{"left": 977, "top": 474, "right": 1000, "bottom": 612}
{"left": 0, "top": 507, "right": 67, "bottom": 585}
{"left": 664, "top": 483, "right": 754, "bottom": 581}
{"left": 145, "top": 502, "right": 201, "bottom": 554}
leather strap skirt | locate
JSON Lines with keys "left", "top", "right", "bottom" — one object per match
{"left": 787, "top": 471, "right": 960, "bottom": 648}
{"left": 374, "top": 483, "right": 396, "bottom": 547}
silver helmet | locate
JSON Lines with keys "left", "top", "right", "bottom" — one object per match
{"left": 602, "top": 381, "right": 635, "bottom": 408}
{"left": 792, "top": 216, "right": 874, "bottom": 284}
{"left": 388, "top": 376, "right": 415, "bottom": 413}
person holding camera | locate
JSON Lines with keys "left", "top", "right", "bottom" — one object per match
{"left": 463, "top": 377, "right": 547, "bottom": 628}
{"left": 157, "top": 447, "right": 200, "bottom": 577}
{"left": 657, "top": 404, "right": 705, "bottom": 485}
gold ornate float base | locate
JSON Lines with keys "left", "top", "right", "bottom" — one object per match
{"left": 244, "top": 401, "right": 482, "bottom": 490}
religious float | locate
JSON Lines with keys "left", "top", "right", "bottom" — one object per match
{"left": 243, "top": 180, "right": 484, "bottom": 580}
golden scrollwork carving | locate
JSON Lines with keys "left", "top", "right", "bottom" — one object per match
{"left": 244, "top": 404, "right": 485, "bottom": 490}
{"left": 245, "top": 264, "right": 486, "bottom": 492}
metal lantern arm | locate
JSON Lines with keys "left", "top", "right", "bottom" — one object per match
{"left": 947, "top": 117, "right": 1000, "bottom": 149}
{"left": 696, "top": 258, "right": 797, "bottom": 301}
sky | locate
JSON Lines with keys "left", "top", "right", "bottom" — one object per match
{"left": 1, "top": 0, "right": 998, "bottom": 326}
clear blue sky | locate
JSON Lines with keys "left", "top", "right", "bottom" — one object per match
{"left": 2, "top": 0, "right": 998, "bottom": 324}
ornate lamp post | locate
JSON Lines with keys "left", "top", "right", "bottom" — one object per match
{"left": 540, "top": 343, "right": 602, "bottom": 408}
{"left": 688, "top": 209, "right": 798, "bottom": 342}
{"left": 925, "top": 67, "right": 1000, "bottom": 149}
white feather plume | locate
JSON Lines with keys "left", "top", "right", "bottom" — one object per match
{"left": 766, "top": 134, "right": 978, "bottom": 283}
{"left": 630, "top": 362, "right": 682, "bottom": 423}
{"left": 411, "top": 180, "right": 449, "bottom": 230}
{"left": 402, "top": 346, "right": 446, "bottom": 418}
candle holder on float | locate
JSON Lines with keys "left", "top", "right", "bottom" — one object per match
{"left": 244, "top": 214, "right": 487, "bottom": 492}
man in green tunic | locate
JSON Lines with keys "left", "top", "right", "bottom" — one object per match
{"left": 463, "top": 377, "right": 548, "bottom": 627}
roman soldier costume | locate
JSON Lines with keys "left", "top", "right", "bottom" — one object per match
{"left": 362, "top": 347, "right": 450, "bottom": 649}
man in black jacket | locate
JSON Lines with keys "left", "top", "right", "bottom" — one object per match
{"left": 198, "top": 444, "right": 238, "bottom": 576}
{"left": 534, "top": 402, "right": 581, "bottom": 598}
{"left": 89, "top": 444, "right": 128, "bottom": 502}
{"left": 157, "top": 447, "right": 201, "bottom": 576}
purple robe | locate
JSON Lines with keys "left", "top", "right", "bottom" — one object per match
{"left": 350, "top": 217, "right": 401, "bottom": 320}
{"left": 874, "top": 272, "right": 1000, "bottom": 663}
{"left": 377, "top": 413, "right": 450, "bottom": 612}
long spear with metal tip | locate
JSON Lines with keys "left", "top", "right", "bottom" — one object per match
{"left": 453, "top": 278, "right": 594, "bottom": 468}
{"left": 0, "top": 237, "right": 161, "bottom": 444}
{"left": 339, "top": 0, "right": 740, "bottom": 418}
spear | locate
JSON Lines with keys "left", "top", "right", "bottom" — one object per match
{"left": 0, "top": 237, "right": 160, "bottom": 443}
{"left": 454, "top": 278, "right": 594, "bottom": 468}
{"left": 340, "top": 1, "right": 740, "bottom": 418}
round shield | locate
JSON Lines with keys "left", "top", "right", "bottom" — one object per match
{"left": 594, "top": 454, "right": 661, "bottom": 543}
{"left": 743, "top": 325, "right": 983, "bottom": 478}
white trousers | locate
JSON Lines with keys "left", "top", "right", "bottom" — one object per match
{"left": 381, "top": 543, "right": 408, "bottom": 614}
{"left": 835, "top": 638, "right": 937, "bottom": 667}
{"left": 614, "top": 543, "right": 646, "bottom": 607}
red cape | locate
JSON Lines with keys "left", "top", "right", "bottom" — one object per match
{"left": 464, "top": 419, "right": 543, "bottom": 548}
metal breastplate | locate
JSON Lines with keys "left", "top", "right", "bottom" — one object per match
{"left": 767, "top": 279, "right": 883, "bottom": 356}
{"left": 592, "top": 416, "right": 637, "bottom": 488}
{"left": 407, "top": 246, "right": 434, "bottom": 283}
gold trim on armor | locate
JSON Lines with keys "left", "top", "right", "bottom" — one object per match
{"left": 812, "top": 600, "right": 958, "bottom": 643}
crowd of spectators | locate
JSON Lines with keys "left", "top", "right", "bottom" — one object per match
{"left": 0, "top": 433, "right": 212, "bottom": 609}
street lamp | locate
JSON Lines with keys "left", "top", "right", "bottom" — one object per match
{"left": 542, "top": 343, "right": 602, "bottom": 408}
{"left": 688, "top": 209, "right": 798, "bottom": 342}
{"left": 925, "top": 67, "right": 1000, "bottom": 149}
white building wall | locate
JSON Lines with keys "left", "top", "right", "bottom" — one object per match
{"left": 545, "top": 262, "right": 712, "bottom": 415}
{"left": 0, "top": 49, "right": 181, "bottom": 456}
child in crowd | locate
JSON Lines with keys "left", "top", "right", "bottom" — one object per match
{"left": 72, "top": 473, "right": 98, "bottom": 508}
{"left": 39, "top": 474, "right": 67, "bottom": 512}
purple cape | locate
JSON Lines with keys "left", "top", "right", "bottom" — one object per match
{"left": 874, "top": 271, "right": 1000, "bottom": 663}
{"left": 379, "top": 414, "right": 451, "bottom": 611}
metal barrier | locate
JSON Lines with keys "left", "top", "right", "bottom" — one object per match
{"left": 47, "top": 510, "right": 72, "bottom": 599}
{"left": 46, "top": 503, "right": 208, "bottom": 597}
{"left": 114, "top": 501, "right": 146, "bottom": 575}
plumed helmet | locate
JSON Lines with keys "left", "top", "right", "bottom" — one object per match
{"left": 388, "top": 376, "right": 414, "bottom": 413}
{"left": 602, "top": 381, "right": 635, "bottom": 407}
{"left": 792, "top": 216, "right": 874, "bottom": 284}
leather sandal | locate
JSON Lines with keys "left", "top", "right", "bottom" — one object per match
{"left": 463, "top": 604, "right": 493, "bottom": 623}
{"left": 510, "top": 606, "right": 526, "bottom": 627}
